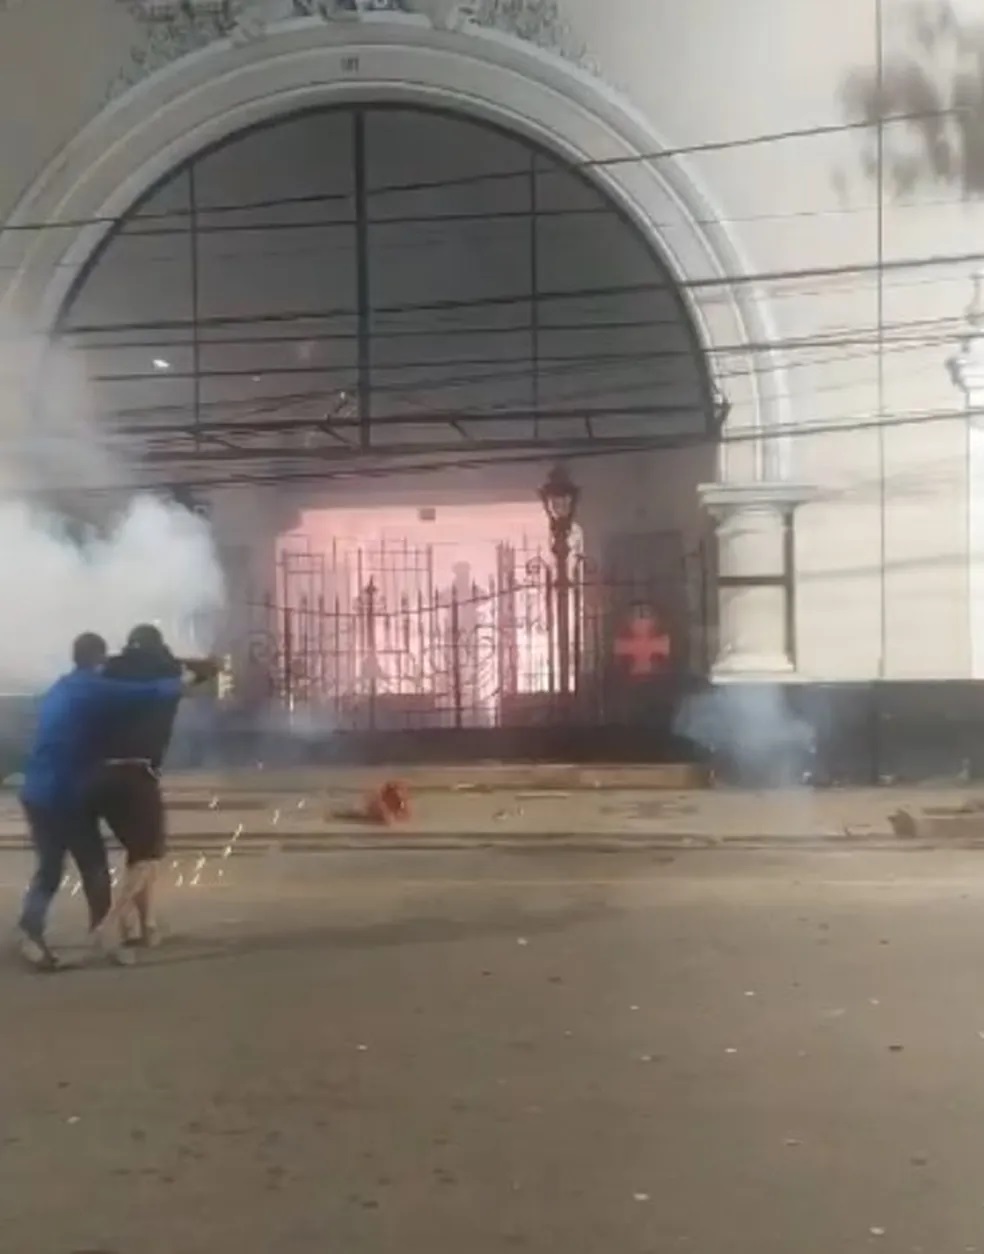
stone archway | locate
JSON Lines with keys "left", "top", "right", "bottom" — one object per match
{"left": 0, "top": 11, "right": 807, "bottom": 679}
{"left": 0, "top": 13, "right": 785, "bottom": 464}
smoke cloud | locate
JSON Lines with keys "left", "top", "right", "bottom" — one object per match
{"left": 674, "top": 684, "right": 816, "bottom": 787}
{"left": 0, "top": 323, "right": 225, "bottom": 693}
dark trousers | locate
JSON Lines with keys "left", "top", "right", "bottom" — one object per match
{"left": 18, "top": 803, "right": 110, "bottom": 940}
{"left": 90, "top": 763, "right": 166, "bottom": 865}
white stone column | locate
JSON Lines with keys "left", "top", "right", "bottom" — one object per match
{"left": 949, "top": 271, "right": 984, "bottom": 679}
{"left": 699, "top": 482, "right": 814, "bottom": 681}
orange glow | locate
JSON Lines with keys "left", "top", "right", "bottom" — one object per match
{"left": 275, "top": 501, "right": 583, "bottom": 720}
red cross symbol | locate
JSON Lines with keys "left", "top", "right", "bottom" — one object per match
{"left": 614, "top": 612, "right": 671, "bottom": 678}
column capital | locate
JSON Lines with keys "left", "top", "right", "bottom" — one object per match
{"left": 698, "top": 481, "right": 816, "bottom": 521}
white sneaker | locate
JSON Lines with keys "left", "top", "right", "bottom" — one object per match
{"left": 13, "top": 927, "right": 60, "bottom": 972}
{"left": 90, "top": 930, "right": 136, "bottom": 967}
{"left": 104, "top": 945, "right": 136, "bottom": 968}
{"left": 121, "top": 922, "right": 161, "bottom": 950}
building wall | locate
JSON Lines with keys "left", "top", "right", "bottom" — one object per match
{"left": 0, "top": 0, "right": 979, "bottom": 682}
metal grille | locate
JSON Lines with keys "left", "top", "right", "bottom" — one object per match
{"left": 238, "top": 533, "right": 711, "bottom": 730}
{"left": 52, "top": 104, "right": 713, "bottom": 488}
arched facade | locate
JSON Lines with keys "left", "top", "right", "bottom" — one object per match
{"left": 5, "top": 0, "right": 984, "bottom": 772}
{"left": 0, "top": 9, "right": 805, "bottom": 682}
{"left": 0, "top": 14, "right": 785, "bottom": 457}
{"left": 51, "top": 101, "right": 717, "bottom": 486}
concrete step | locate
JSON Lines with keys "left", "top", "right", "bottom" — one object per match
{"left": 156, "top": 762, "right": 711, "bottom": 797}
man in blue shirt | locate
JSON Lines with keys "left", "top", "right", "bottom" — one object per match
{"left": 16, "top": 631, "right": 190, "bottom": 970}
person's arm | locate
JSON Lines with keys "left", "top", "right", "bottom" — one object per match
{"left": 82, "top": 672, "right": 186, "bottom": 707}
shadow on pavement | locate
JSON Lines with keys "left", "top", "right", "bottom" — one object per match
{"left": 4, "top": 900, "right": 616, "bottom": 975}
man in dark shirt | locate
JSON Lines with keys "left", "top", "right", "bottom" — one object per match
{"left": 91, "top": 624, "right": 215, "bottom": 948}
{"left": 16, "top": 632, "right": 188, "bottom": 970}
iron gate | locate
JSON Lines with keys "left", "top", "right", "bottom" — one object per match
{"left": 237, "top": 533, "right": 712, "bottom": 731}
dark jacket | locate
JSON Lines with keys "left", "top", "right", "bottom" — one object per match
{"left": 100, "top": 645, "right": 184, "bottom": 768}
{"left": 21, "top": 668, "right": 183, "bottom": 809}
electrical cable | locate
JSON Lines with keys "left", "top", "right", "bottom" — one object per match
{"left": 36, "top": 398, "right": 978, "bottom": 498}
{"left": 0, "top": 106, "right": 960, "bottom": 238}
{"left": 52, "top": 245, "right": 984, "bottom": 340}
{"left": 65, "top": 326, "right": 962, "bottom": 448}
{"left": 82, "top": 315, "right": 968, "bottom": 386}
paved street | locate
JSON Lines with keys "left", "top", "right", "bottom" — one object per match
{"left": 2, "top": 844, "right": 984, "bottom": 1253}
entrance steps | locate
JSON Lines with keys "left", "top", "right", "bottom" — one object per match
{"left": 165, "top": 762, "right": 711, "bottom": 797}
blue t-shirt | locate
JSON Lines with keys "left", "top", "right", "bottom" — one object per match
{"left": 21, "top": 667, "right": 183, "bottom": 810}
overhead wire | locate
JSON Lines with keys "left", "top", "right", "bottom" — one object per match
{"left": 5, "top": 105, "right": 975, "bottom": 493}
{"left": 77, "top": 340, "right": 960, "bottom": 442}
{"left": 51, "top": 259, "right": 979, "bottom": 358}
{"left": 50, "top": 243, "right": 984, "bottom": 341}
{"left": 58, "top": 321, "right": 964, "bottom": 450}
{"left": 89, "top": 329, "right": 965, "bottom": 445}
{"left": 35, "top": 224, "right": 983, "bottom": 320}
{"left": 2, "top": 102, "right": 971, "bottom": 348}
{"left": 0, "top": 105, "right": 963, "bottom": 239}
{"left": 77, "top": 315, "right": 970, "bottom": 403}
{"left": 45, "top": 400, "right": 984, "bottom": 499}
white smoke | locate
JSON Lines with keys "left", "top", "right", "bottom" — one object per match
{"left": 0, "top": 322, "right": 226, "bottom": 692}
{"left": 675, "top": 684, "right": 816, "bottom": 787}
